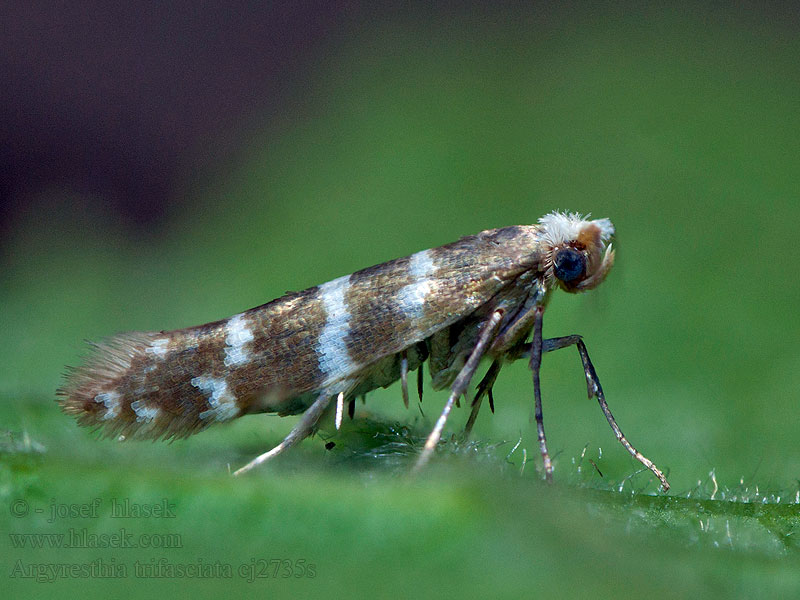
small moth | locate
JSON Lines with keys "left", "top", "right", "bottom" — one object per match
{"left": 58, "top": 211, "right": 669, "bottom": 489}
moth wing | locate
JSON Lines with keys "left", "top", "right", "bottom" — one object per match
{"left": 336, "top": 226, "right": 540, "bottom": 376}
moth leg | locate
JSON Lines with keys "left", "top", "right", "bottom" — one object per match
{"left": 488, "top": 281, "right": 546, "bottom": 355}
{"left": 413, "top": 309, "right": 505, "bottom": 472}
{"left": 416, "top": 341, "right": 427, "bottom": 403}
{"left": 509, "top": 335, "right": 582, "bottom": 360}
{"left": 400, "top": 351, "right": 410, "bottom": 409}
{"left": 463, "top": 359, "right": 501, "bottom": 438}
{"left": 334, "top": 391, "right": 345, "bottom": 430}
{"left": 511, "top": 336, "right": 670, "bottom": 491}
{"left": 462, "top": 285, "right": 546, "bottom": 443}
{"left": 464, "top": 337, "right": 580, "bottom": 438}
{"left": 529, "top": 306, "right": 553, "bottom": 482}
{"left": 574, "top": 339, "right": 670, "bottom": 491}
{"left": 232, "top": 391, "right": 333, "bottom": 477}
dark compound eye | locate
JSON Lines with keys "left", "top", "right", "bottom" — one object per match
{"left": 553, "top": 248, "right": 586, "bottom": 283}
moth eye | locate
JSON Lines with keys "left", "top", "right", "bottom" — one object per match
{"left": 553, "top": 248, "right": 586, "bottom": 283}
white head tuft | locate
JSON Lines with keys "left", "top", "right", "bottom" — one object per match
{"left": 537, "top": 211, "right": 614, "bottom": 248}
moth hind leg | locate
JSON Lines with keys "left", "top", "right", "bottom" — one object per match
{"left": 232, "top": 391, "right": 333, "bottom": 476}
{"left": 413, "top": 310, "right": 505, "bottom": 472}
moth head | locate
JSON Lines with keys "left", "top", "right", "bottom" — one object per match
{"left": 537, "top": 211, "right": 615, "bottom": 293}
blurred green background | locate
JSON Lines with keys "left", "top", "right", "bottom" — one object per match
{"left": 2, "top": 3, "right": 800, "bottom": 598}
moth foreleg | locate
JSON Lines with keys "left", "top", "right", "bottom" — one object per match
{"left": 510, "top": 335, "right": 670, "bottom": 491}
{"left": 232, "top": 391, "right": 333, "bottom": 477}
{"left": 413, "top": 309, "right": 505, "bottom": 472}
{"left": 505, "top": 335, "right": 583, "bottom": 361}
{"left": 573, "top": 339, "right": 670, "bottom": 491}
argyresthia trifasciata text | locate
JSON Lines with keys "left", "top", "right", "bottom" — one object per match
{"left": 58, "top": 211, "right": 669, "bottom": 489}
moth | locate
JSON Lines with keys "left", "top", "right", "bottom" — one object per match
{"left": 58, "top": 211, "right": 669, "bottom": 489}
